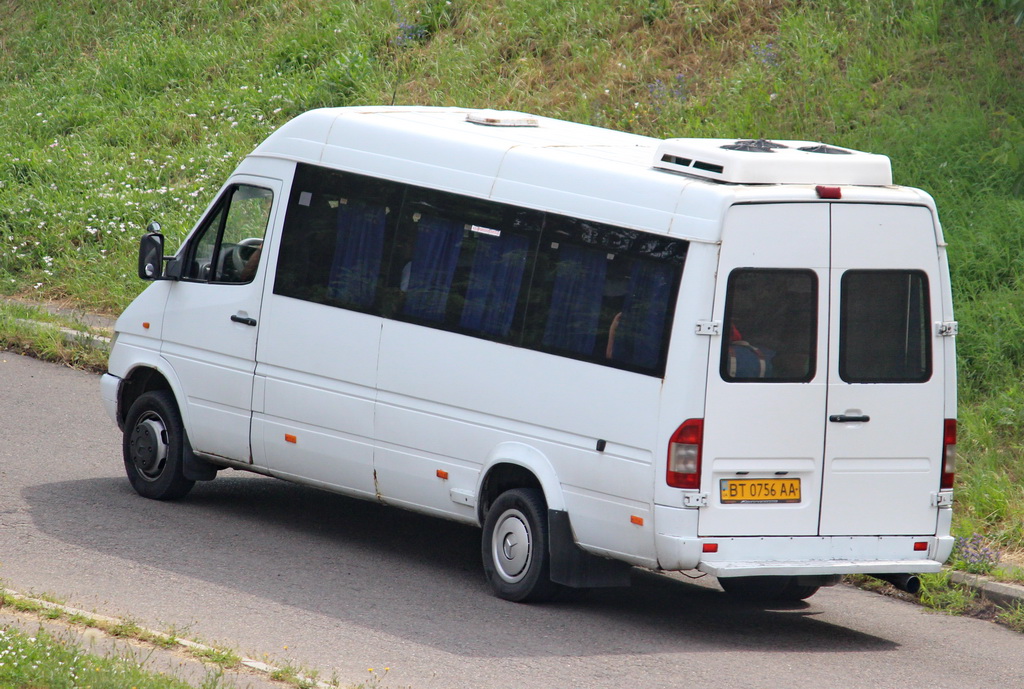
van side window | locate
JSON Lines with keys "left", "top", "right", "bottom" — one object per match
{"left": 389, "top": 188, "right": 541, "bottom": 341}
{"left": 273, "top": 162, "right": 688, "bottom": 377}
{"left": 182, "top": 185, "right": 274, "bottom": 284}
{"left": 274, "top": 165, "right": 401, "bottom": 311}
{"left": 527, "top": 215, "right": 686, "bottom": 373}
{"left": 840, "top": 270, "right": 931, "bottom": 383}
{"left": 721, "top": 269, "right": 818, "bottom": 382}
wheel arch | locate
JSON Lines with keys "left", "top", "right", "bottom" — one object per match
{"left": 476, "top": 442, "right": 565, "bottom": 525}
{"left": 115, "top": 357, "right": 188, "bottom": 433}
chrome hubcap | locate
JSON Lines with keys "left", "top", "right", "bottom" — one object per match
{"left": 491, "top": 509, "right": 532, "bottom": 584}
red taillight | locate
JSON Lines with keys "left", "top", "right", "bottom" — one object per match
{"left": 667, "top": 419, "right": 703, "bottom": 489}
{"left": 941, "top": 418, "right": 957, "bottom": 490}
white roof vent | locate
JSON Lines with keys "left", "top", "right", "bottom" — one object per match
{"left": 466, "top": 109, "right": 540, "bottom": 127}
{"left": 654, "top": 138, "right": 892, "bottom": 185}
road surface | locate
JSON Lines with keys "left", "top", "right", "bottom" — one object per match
{"left": 1, "top": 351, "right": 1021, "bottom": 688}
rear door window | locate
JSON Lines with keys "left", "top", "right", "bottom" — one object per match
{"left": 720, "top": 269, "right": 818, "bottom": 382}
{"left": 839, "top": 270, "right": 931, "bottom": 383}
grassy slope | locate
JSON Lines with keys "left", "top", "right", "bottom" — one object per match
{"left": 1, "top": 0, "right": 1022, "bottom": 550}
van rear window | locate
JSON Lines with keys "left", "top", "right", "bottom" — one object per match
{"left": 720, "top": 269, "right": 818, "bottom": 383}
{"left": 839, "top": 270, "right": 932, "bottom": 383}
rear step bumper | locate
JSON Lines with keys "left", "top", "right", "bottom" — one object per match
{"left": 700, "top": 558, "right": 944, "bottom": 578}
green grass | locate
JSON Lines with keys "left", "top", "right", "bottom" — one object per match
{"left": 0, "top": 625, "right": 225, "bottom": 689}
{"left": 0, "top": 302, "right": 109, "bottom": 371}
{"left": 2, "top": 0, "right": 1024, "bottom": 620}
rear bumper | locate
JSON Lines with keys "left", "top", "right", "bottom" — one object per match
{"left": 699, "top": 557, "right": 944, "bottom": 578}
{"left": 656, "top": 531, "right": 955, "bottom": 576}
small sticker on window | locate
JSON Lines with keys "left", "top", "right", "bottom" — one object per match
{"left": 470, "top": 224, "right": 501, "bottom": 237}
{"left": 298, "top": 191, "right": 312, "bottom": 207}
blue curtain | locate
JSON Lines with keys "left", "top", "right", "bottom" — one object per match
{"left": 403, "top": 216, "right": 464, "bottom": 322}
{"left": 612, "top": 260, "right": 675, "bottom": 370}
{"left": 542, "top": 244, "right": 607, "bottom": 355}
{"left": 459, "top": 233, "right": 529, "bottom": 338}
{"left": 327, "top": 201, "right": 387, "bottom": 308}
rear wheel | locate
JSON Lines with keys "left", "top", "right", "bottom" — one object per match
{"left": 719, "top": 575, "right": 820, "bottom": 602}
{"left": 123, "top": 390, "right": 195, "bottom": 500}
{"left": 482, "top": 488, "right": 560, "bottom": 602}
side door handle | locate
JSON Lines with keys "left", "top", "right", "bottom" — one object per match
{"left": 829, "top": 414, "right": 870, "bottom": 423}
{"left": 230, "top": 314, "right": 257, "bottom": 327}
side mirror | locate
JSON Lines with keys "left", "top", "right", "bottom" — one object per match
{"left": 138, "top": 222, "right": 165, "bottom": 280}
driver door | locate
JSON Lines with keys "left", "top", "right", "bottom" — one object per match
{"left": 161, "top": 177, "right": 281, "bottom": 463}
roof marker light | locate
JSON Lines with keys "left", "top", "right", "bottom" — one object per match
{"left": 816, "top": 185, "right": 842, "bottom": 199}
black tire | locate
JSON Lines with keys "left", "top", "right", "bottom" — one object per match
{"left": 719, "top": 575, "right": 820, "bottom": 602}
{"left": 122, "top": 390, "right": 195, "bottom": 500}
{"left": 481, "top": 488, "right": 560, "bottom": 602}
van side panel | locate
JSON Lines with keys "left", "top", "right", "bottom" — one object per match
{"left": 374, "top": 322, "right": 661, "bottom": 564}
{"left": 252, "top": 296, "right": 380, "bottom": 498}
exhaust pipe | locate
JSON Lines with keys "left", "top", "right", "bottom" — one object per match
{"left": 870, "top": 573, "right": 921, "bottom": 594}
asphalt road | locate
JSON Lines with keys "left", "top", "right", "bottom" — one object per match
{"left": 1, "top": 351, "right": 1022, "bottom": 689}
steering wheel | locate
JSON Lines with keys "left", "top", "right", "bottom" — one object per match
{"left": 219, "top": 238, "right": 263, "bottom": 280}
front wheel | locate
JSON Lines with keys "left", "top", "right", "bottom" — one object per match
{"left": 481, "top": 488, "right": 560, "bottom": 602}
{"left": 719, "top": 575, "right": 820, "bottom": 602}
{"left": 123, "top": 390, "right": 195, "bottom": 500}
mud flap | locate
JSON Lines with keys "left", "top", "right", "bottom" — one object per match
{"left": 182, "top": 433, "right": 219, "bottom": 481}
{"left": 548, "top": 509, "right": 632, "bottom": 588}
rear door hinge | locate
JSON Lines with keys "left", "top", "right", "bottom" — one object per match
{"left": 695, "top": 321, "right": 721, "bottom": 336}
{"left": 683, "top": 492, "right": 708, "bottom": 508}
{"left": 936, "top": 321, "right": 958, "bottom": 337}
{"left": 931, "top": 491, "right": 953, "bottom": 507}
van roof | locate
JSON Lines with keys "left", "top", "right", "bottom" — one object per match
{"left": 249, "top": 107, "right": 933, "bottom": 243}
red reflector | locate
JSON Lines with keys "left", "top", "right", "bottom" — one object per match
{"left": 815, "top": 185, "right": 842, "bottom": 199}
{"left": 703, "top": 543, "right": 718, "bottom": 553}
{"left": 914, "top": 541, "right": 928, "bottom": 551}
{"left": 436, "top": 469, "right": 449, "bottom": 480}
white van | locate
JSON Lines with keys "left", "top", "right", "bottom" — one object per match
{"left": 101, "top": 106, "right": 957, "bottom": 602}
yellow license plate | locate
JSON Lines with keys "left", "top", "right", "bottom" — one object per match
{"left": 720, "top": 478, "right": 801, "bottom": 504}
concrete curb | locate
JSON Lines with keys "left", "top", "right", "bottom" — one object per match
{"left": 948, "top": 570, "right": 1024, "bottom": 610}
{"left": 1, "top": 588, "right": 330, "bottom": 689}
{"left": 1, "top": 297, "right": 115, "bottom": 353}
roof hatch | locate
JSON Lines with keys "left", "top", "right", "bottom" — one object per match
{"left": 466, "top": 110, "right": 540, "bottom": 128}
{"left": 653, "top": 138, "right": 892, "bottom": 185}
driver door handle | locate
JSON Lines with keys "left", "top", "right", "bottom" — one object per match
{"left": 829, "top": 414, "right": 870, "bottom": 423}
{"left": 231, "top": 314, "right": 257, "bottom": 327}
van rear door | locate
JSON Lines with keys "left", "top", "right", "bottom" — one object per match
{"left": 699, "top": 203, "right": 829, "bottom": 537}
{"left": 699, "top": 202, "right": 944, "bottom": 538}
{"left": 820, "top": 203, "right": 944, "bottom": 535}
